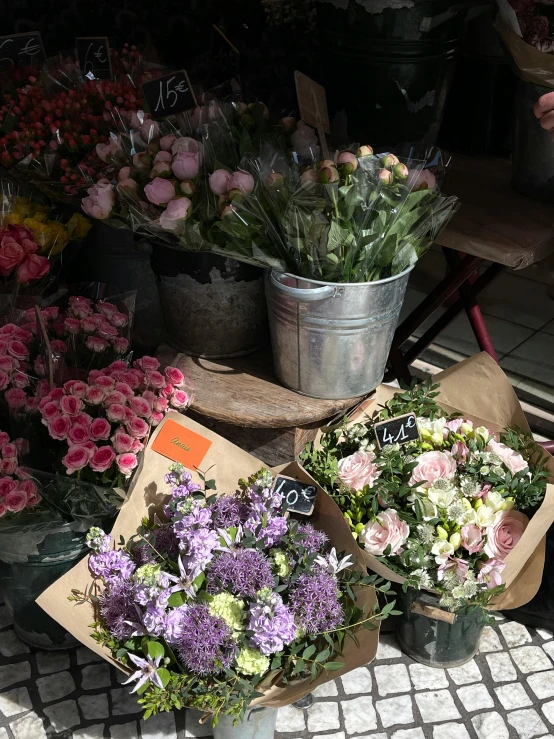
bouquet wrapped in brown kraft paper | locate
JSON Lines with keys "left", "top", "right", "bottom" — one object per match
{"left": 301, "top": 353, "right": 554, "bottom": 618}
{"left": 37, "top": 412, "right": 393, "bottom": 723}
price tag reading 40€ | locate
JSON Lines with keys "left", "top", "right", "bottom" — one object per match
{"left": 374, "top": 412, "right": 419, "bottom": 449}
{"left": 272, "top": 475, "right": 317, "bottom": 516}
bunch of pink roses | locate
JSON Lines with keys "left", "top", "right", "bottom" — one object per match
{"left": 58, "top": 295, "right": 131, "bottom": 360}
{"left": 38, "top": 356, "right": 190, "bottom": 486}
{"left": 0, "top": 225, "right": 50, "bottom": 285}
{"left": 0, "top": 431, "right": 41, "bottom": 517}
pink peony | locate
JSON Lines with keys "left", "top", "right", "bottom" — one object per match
{"left": 410, "top": 450, "right": 457, "bottom": 488}
{"left": 228, "top": 170, "right": 254, "bottom": 194}
{"left": 86, "top": 336, "right": 110, "bottom": 353}
{"left": 90, "top": 418, "right": 111, "bottom": 441}
{"left": 82, "top": 180, "right": 115, "bottom": 220}
{"left": 359, "top": 509, "right": 410, "bottom": 556}
{"left": 165, "top": 366, "right": 184, "bottom": 386}
{"left": 90, "top": 446, "right": 116, "bottom": 473}
{"left": 106, "top": 404, "right": 127, "bottom": 423}
{"left": 5, "top": 490, "right": 27, "bottom": 512}
{"left": 62, "top": 445, "right": 90, "bottom": 475}
{"left": 485, "top": 509, "right": 529, "bottom": 560}
{"left": 337, "top": 451, "right": 381, "bottom": 491}
{"left": 112, "top": 429, "right": 134, "bottom": 454}
{"left": 5, "top": 388, "right": 26, "bottom": 409}
{"left": 477, "top": 559, "right": 506, "bottom": 589}
{"left": 126, "top": 416, "right": 149, "bottom": 439}
{"left": 290, "top": 123, "right": 319, "bottom": 157}
{"left": 116, "top": 452, "right": 139, "bottom": 477}
{"left": 68, "top": 424, "right": 90, "bottom": 446}
{"left": 159, "top": 197, "right": 192, "bottom": 231}
{"left": 209, "top": 169, "right": 232, "bottom": 195}
{"left": 461, "top": 524, "right": 484, "bottom": 554}
{"left": 160, "top": 134, "right": 177, "bottom": 151}
{"left": 172, "top": 151, "right": 199, "bottom": 181}
{"left": 48, "top": 416, "right": 71, "bottom": 441}
{"left": 170, "top": 390, "right": 189, "bottom": 409}
{"left": 144, "top": 178, "right": 176, "bottom": 206}
{"left": 409, "top": 169, "right": 436, "bottom": 192}
{"left": 60, "top": 395, "right": 83, "bottom": 417}
{"left": 487, "top": 439, "right": 528, "bottom": 475}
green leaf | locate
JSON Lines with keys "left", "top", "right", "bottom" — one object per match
{"left": 315, "top": 648, "right": 331, "bottom": 663}
{"left": 147, "top": 641, "right": 165, "bottom": 660}
{"left": 157, "top": 668, "right": 171, "bottom": 688}
{"left": 324, "top": 661, "right": 344, "bottom": 671}
{"left": 302, "top": 645, "right": 316, "bottom": 660}
{"left": 167, "top": 591, "right": 187, "bottom": 608}
{"left": 205, "top": 479, "right": 217, "bottom": 490}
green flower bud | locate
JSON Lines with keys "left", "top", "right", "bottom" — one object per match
{"left": 449, "top": 532, "right": 461, "bottom": 550}
{"left": 436, "top": 526, "right": 448, "bottom": 540}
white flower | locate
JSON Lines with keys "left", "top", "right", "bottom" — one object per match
{"left": 476, "top": 505, "right": 496, "bottom": 528}
{"left": 484, "top": 491, "right": 505, "bottom": 514}
{"left": 431, "top": 540, "right": 455, "bottom": 564}
{"left": 474, "top": 426, "right": 492, "bottom": 443}
{"left": 417, "top": 416, "right": 448, "bottom": 445}
{"left": 428, "top": 484, "right": 456, "bottom": 509}
{"left": 314, "top": 548, "right": 354, "bottom": 575}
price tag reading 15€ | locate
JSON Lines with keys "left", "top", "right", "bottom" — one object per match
{"left": 374, "top": 412, "right": 419, "bottom": 449}
{"left": 141, "top": 70, "right": 197, "bottom": 120}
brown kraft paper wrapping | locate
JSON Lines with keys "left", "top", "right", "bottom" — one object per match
{"left": 307, "top": 353, "right": 554, "bottom": 611}
{"left": 36, "top": 412, "right": 379, "bottom": 707}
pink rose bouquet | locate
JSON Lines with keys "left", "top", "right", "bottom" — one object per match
{"left": 303, "top": 382, "right": 549, "bottom": 612}
{"left": 0, "top": 431, "right": 41, "bottom": 517}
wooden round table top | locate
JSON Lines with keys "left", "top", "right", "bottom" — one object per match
{"left": 157, "top": 344, "right": 364, "bottom": 429}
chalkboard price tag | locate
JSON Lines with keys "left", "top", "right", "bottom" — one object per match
{"left": 141, "top": 70, "right": 197, "bottom": 120}
{"left": 374, "top": 412, "right": 419, "bottom": 449}
{"left": 76, "top": 37, "right": 112, "bottom": 80}
{"left": 273, "top": 475, "right": 317, "bottom": 516}
{"left": 0, "top": 32, "right": 45, "bottom": 69}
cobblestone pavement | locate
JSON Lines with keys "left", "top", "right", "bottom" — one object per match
{"left": 2, "top": 604, "right": 554, "bottom": 739}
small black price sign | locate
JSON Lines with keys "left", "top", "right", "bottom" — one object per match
{"left": 273, "top": 475, "right": 317, "bottom": 516}
{"left": 141, "top": 70, "right": 197, "bottom": 120}
{"left": 0, "top": 32, "right": 45, "bottom": 69}
{"left": 374, "top": 412, "right": 419, "bottom": 449}
{"left": 76, "top": 37, "right": 112, "bottom": 80}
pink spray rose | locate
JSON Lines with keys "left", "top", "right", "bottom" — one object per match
{"left": 164, "top": 366, "right": 185, "bottom": 386}
{"left": 7, "top": 341, "right": 29, "bottom": 361}
{"left": 410, "top": 450, "right": 457, "bottom": 488}
{"left": 90, "top": 418, "right": 111, "bottom": 441}
{"left": 116, "top": 452, "right": 139, "bottom": 477}
{"left": 484, "top": 509, "right": 529, "bottom": 560}
{"left": 68, "top": 424, "right": 91, "bottom": 446}
{"left": 228, "top": 170, "right": 254, "bottom": 194}
{"left": 146, "top": 371, "right": 165, "bottom": 389}
{"left": 170, "top": 390, "right": 189, "bottom": 409}
{"left": 82, "top": 180, "right": 115, "bottom": 220}
{"left": 359, "top": 509, "right": 410, "bottom": 556}
{"left": 209, "top": 169, "right": 232, "bottom": 195}
{"left": 337, "top": 451, "right": 381, "bottom": 491}
{"left": 62, "top": 445, "right": 90, "bottom": 475}
{"left": 151, "top": 411, "right": 164, "bottom": 426}
{"left": 477, "top": 559, "right": 506, "bottom": 589}
{"left": 0, "top": 371, "right": 8, "bottom": 391}
{"left": 5, "top": 490, "right": 27, "bottom": 512}
{"left": 112, "top": 429, "right": 134, "bottom": 454}
{"left": 126, "top": 417, "right": 149, "bottom": 439}
{"left": 159, "top": 197, "right": 192, "bottom": 232}
{"left": 144, "top": 178, "right": 176, "bottom": 206}
{"left": 48, "top": 416, "right": 71, "bottom": 441}
{"left": 90, "top": 446, "right": 116, "bottom": 473}
{"left": 172, "top": 151, "right": 199, "bottom": 181}
{"left": 461, "top": 524, "right": 484, "bottom": 554}
{"left": 487, "top": 439, "right": 528, "bottom": 475}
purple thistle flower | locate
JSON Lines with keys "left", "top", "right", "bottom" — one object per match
{"left": 248, "top": 590, "right": 296, "bottom": 655}
{"left": 297, "top": 523, "right": 328, "bottom": 554}
{"left": 132, "top": 542, "right": 157, "bottom": 566}
{"left": 289, "top": 571, "right": 344, "bottom": 635}
{"left": 122, "top": 653, "right": 163, "bottom": 693}
{"left": 177, "top": 604, "right": 235, "bottom": 675}
{"left": 154, "top": 525, "right": 180, "bottom": 560}
{"left": 207, "top": 549, "right": 274, "bottom": 598}
{"left": 210, "top": 496, "right": 250, "bottom": 529}
{"left": 98, "top": 580, "right": 137, "bottom": 641}
{"left": 89, "top": 550, "right": 136, "bottom": 583}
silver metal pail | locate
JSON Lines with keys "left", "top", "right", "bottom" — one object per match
{"left": 265, "top": 267, "right": 413, "bottom": 399}
{"left": 213, "top": 706, "right": 278, "bottom": 739}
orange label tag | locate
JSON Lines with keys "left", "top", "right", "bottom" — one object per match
{"left": 151, "top": 418, "right": 212, "bottom": 470}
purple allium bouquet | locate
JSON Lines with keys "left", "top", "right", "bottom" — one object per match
{"left": 81, "top": 465, "right": 393, "bottom": 722}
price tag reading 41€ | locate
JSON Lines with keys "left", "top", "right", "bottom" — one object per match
{"left": 273, "top": 475, "right": 317, "bottom": 516}
{"left": 374, "top": 412, "right": 419, "bottom": 449}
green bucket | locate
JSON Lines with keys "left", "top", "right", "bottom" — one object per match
{"left": 396, "top": 588, "right": 486, "bottom": 667}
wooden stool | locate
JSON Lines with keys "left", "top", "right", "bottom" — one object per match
{"left": 157, "top": 344, "right": 365, "bottom": 466}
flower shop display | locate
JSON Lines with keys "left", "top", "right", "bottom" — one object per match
{"left": 37, "top": 414, "right": 387, "bottom": 732}
{"left": 301, "top": 353, "right": 554, "bottom": 665}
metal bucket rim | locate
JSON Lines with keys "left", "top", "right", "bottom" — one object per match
{"left": 273, "top": 263, "right": 415, "bottom": 289}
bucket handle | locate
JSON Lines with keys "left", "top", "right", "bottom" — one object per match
{"left": 411, "top": 601, "right": 457, "bottom": 624}
{"left": 420, "top": 1, "right": 491, "bottom": 32}
{"left": 269, "top": 271, "right": 336, "bottom": 302}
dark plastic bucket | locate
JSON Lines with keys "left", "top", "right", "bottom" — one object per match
{"left": 150, "top": 245, "right": 269, "bottom": 358}
{"left": 317, "top": 0, "right": 475, "bottom": 147}
{"left": 396, "top": 588, "right": 485, "bottom": 667}
{"left": 0, "top": 523, "right": 89, "bottom": 650}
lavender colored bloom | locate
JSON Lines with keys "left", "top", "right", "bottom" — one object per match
{"left": 297, "top": 523, "right": 328, "bottom": 554}
{"left": 290, "top": 571, "right": 344, "bottom": 634}
{"left": 123, "top": 653, "right": 163, "bottom": 693}
{"left": 207, "top": 549, "right": 274, "bottom": 598}
{"left": 248, "top": 590, "right": 296, "bottom": 655}
{"left": 142, "top": 605, "right": 168, "bottom": 637}
{"left": 132, "top": 542, "right": 157, "bottom": 566}
{"left": 89, "top": 550, "right": 136, "bottom": 583}
{"left": 177, "top": 604, "right": 235, "bottom": 675}
{"left": 210, "top": 496, "right": 250, "bottom": 529}
{"left": 165, "top": 605, "right": 190, "bottom": 644}
{"left": 98, "top": 580, "right": 137, "bottom": 641}
{"left": 154, "top": 525, "right": 180, "bottom": 559}
{"left": 86, "top": 528, "right": 112, "bottom": 553}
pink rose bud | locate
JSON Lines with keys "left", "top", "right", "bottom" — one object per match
{"left": 209, "top": 169, "right": 232, "bottom": 196}
{"left": 221, "top": 204, "right": 236, "bottom": 219}
{"left": 357, "top": 145, "right": 373, "bottom": 157}
{"left": 228, "top": 170, "right": 255, "bottom": 194}
{"left": 159, "top": 197, "right": 193, "bottom": 232}
{"left": 337, "top": 151, "right": 358, "bottom": 174}
{"left": 144, "top": 178, "right": 176, "bottom": 206}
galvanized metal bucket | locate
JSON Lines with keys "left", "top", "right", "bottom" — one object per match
{"left": 213, "top": 706, "right": 278, "bottom": 739}
{"left": 265, "top": 267, "right": 413, "bottom": 399}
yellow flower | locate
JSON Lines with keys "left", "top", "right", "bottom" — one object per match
{"left": 23, "top": 219, "right": 69, "bottom": 254}
{"left": 66, "top": 213, "right": 92, "bottom": 241}
{"left": 0, "top": 213, "right": 23, "bottom": 226}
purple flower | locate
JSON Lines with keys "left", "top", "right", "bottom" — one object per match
{"left": 98, "top": 580, "right": 137, "bottom": 640}
{"left": 122, "top": 653, "right": 163, "bottom": 693}
{"left": 89, "top": 550, "right": 136, "bottom": 583}
{"left": 210, "top": 496, "right": 250, "bottom": 529}
{"left": 248, "top": 590, "right": 296, "bottom": 655}
{"left": 132, "top": 542, "right": 157, "bottom": 566}
{"left": 290, "top": 571, "right": 344, "bottom": 634}
{"left": 154, "top": 525, "right": 180, "bottom": 559}
{"left": 207, "top": 548, "right": 274, "bottom": 598}
{"left": 167, "top": 556, "right": 203, "bottom": 599}
{"left": 142, "top": 605, "right": 168, "bottom": 637}
{"left": 297, "top": 523, "right": 328, "bottom": 554}
{"left": 177, "top": 604, "right": 235, "bottom": 675}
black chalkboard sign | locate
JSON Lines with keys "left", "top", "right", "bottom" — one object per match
{"left": 76, "top": 37, "right": 112, "bottom": 80}
{"left": 0, "top": 32, "right": 45, "bottom": 69}
{"left": 142, "top": 71, "right": 197, "bottom": 120}
{"left": 273, "top": 475, "right": 317, "bottom": 516}
{"left": 374, "top": 412, "right": 419, "bottom": 449}
{"left": 210, "top": 25, "right": 240, "bottom": 87}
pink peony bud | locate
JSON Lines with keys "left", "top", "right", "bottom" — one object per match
{"left": 378, "top": 169, "right": 393, "bottom": 185}
{"left": 159, "top": 197, "right": 192, "bottom": 232}
{"left": 266, "top": 173, "right": 285, "bottom": 189}
{"left": 318, "top": 165, "right": 340, "bottom": 184}
{"left": 300, "top": 169, "right": 318, "bottom": 185}
{"left": 228, "top": 170, "right": 254, "bottom": 194}
{"left": 209, "top": 169, "right": 232, "bottom": 196}
{"left": 357, "top": 145, "right": 373, "bottom": 158}
{"left": 337, "top": 151, "right": 358, "bottom": 174}
{"left": 393, "top": 163, "right": 409, "bottom": 180}
{"left": 144, "top": 178, "right": 176, "bottom": 206}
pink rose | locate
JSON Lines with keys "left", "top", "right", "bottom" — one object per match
{"left": 0, "top": 431, "right": 10, "bottom": 445}
{"left": 170, "top": 390, "right": 189, "bottom": 409}
{"left": 68, "top": 424, "right": 90, "bottom": 446}
{"left": 451, "top": 442, "right": 469, "bottom": 463}
{"left": 144, "top": 178, "right": 176, "bottom": 206}
{"left": 82, "top": 180, "right": 115, "bottom": 220}
{"left": 477, "top": 559, "right": 506, "bottom": 589}
{"left": 160, "top": 134, "right": 177, "bottom": 151}
{"left": 5, "top": 388, "right": 26, "bottom": 409}
{"left": 0, "top": 477, "right": 16, "bottom": 496}
{"left": 41, "top": 401, "right": 60, "bottom": 422}
{"left": 126, "top": 416, "right": 149, "bottom": 439}
{"left": 124, "top": 407, "right": 136, "bottom": 423}
{"left": 0, "top": 371, "right": 8, "bottom": 391}
{"left": 96, "top": 302, "right": 117, "bottom": 318}
{"left": 90, "top": 418, "right": 111, "bottom": 441}
{"left": 115, "top": 382, "right": 134, "bottom": 400}
{"left": 74, "top": 412, "right": 92, "bottom": 428}
{"left": 337, "top": 451, "right": 381, "bottom": 491}
{"left": 95, "top": 375, "right": 116, "bottom": 390}
{"left": 146, "top": 371, "right": 165, "bottom": 390}
{"left": 410, "top": 450, "right": 457, "bottom": 488}
{"left": 62, "top": 445, "right": 90, "bottom": 475}
{"left": 64, "top": 317, "right": 81, "bottom": 335}
{"left": 485, "top": 510, "right": 529, "bottom": 560}
{"left": 122, "top": 372, "right": 140, "bottom": 390}
{"left": 114, "top": 337, "right": 130, "bottom": 355}
{"left": 90, "top": 446, "right": 116, "bottom": 473}
{"left": 0, "top": 458, "right": 17, "bottom": 475}
{"left": 109, "top": 360, "right": 129, "bottom": 371}
{"left": 164, "top": 366, "right": 185, "bottom": 386}
{"left": 461, "top": 524, "right": 484, "bottom": 554}
{"left": 12, "top": 327, "right": 32, "bottom": 343}
{"left": 111, "top": 429, "right": 134, "bottom": 454}
{"left": 0, "top": 240, "right": 25, "bottom": 276}
{"left": 11, "top": 371, "right": 29, "bottom": 390}
{"left": 151, "top": 411, "right": 164, "bottom": 426}
{"left": 116, "top": 452, "right": 139, "bottom": 477}
{"left": 16, "top": 254, "right": 50, "bottom": 285}
{"left": 159, "top": 197, "right": 192, "bottom": 232}
{"left": 209, "top": 169, "right": 232, "bottom": 196}
{"left": 107, "top": 404, "right": 127, "bottom": 423}
{"left": 60, "top": 395, "right": 83, "bottom": 416}
{"left": 48, "top": 416, "right": 71, "bottom": 441}
{"left": 2, "top": 442, "right": 16, "bottom": 459}
{"left": 81, "top": 317, "right": 97, "bottom": 333}
{"left": 86, "top": 336, "right": 110, "bottom": 353}
{"left": 172, "top": 151, "right": 199, "bottom": 181}
{"left": 5, "top": 490, "right": 27, "bottom": 512}
{"left": 359, "top": 509, "right": 410, "bottom": 556}
{"left": 104, "top": 390, "right": 127, "bottom": 406}
{"left": 7, "top": 341, "right": 29, "bottom": 361}
{"left": 85, "top": 386, "right": 105, "bottom": 405}
{"left": 228, "top": 170, "right": 254, "bottom": 194}
{"left": 0, "top": 356, "right": 15, "bottom": 372}
{"left": 130, "top": 396, "right": 152, "bottom": 418}
{"left": 110, "top": 311, "right": 129, "bottom": 328}
{"left": 487, "top": 439, "right": 528, "bottom": 475}
{"left": 136, "top": 356, "right": 160, "bottom": 372}
{"left": 67, "top": 381, "right": 88, "bottom": 398}
{"left": 20, "top": 480, "right": 40, "bottom": 507}
{"left": 154, "top": 397, "right": 168, "bottom": 413}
